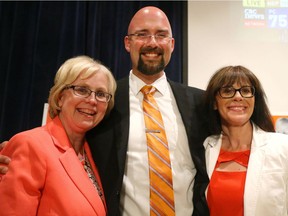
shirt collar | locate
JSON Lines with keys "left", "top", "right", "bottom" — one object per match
{"left": 129, "top": 70, "right": 169, "bottom": 96}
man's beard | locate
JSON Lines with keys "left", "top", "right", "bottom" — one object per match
{"left": 137, "top": 55, "right": 165, "bottom": 76}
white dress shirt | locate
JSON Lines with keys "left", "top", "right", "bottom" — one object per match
{"left": 120, "top": 71, "right": 196, "bottom": 215}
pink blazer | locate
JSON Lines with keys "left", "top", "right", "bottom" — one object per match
{"left": 0, "top": 116, "right": 106, "bottom": 216}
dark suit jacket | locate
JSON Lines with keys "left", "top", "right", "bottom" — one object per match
{"left": 87, "top": 77, "right": 210, "bottom": 216}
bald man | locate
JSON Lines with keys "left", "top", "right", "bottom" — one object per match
{"left": 88, "top": 6, "right": 209, "bottom": 215}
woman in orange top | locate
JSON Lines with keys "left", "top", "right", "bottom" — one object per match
{"left": 0, "top": 56, "right": 116, "bottom": 215}
{"left": 203, "top": 66, "right": 288, "bottom": 216}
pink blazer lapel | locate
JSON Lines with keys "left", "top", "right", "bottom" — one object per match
{"left": 59, "top": 148, "right": 105, "bottom": 214}
{"left": 46, "top": 117, "right": 105, "bottom": 214}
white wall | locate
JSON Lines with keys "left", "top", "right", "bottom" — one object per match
{"left": 188, "top": 0, "right": 288, "bottom": 115}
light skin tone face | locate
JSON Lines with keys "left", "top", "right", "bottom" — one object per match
{"left": 124, "top": 6, "right": 175, "bottom": 84}
{"left": 0, "top": 72, "right": 110, "bottom": 167}
{"left": 214, "top": 83, "right": 255, "bottom": 130}
{"left": 214, "top": 83, "right": 255, "bottom": 168}
{"left": 58, "top": 72, "right": 109, "bottom": 140}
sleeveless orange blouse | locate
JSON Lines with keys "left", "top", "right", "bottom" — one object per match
{"left": 207, "top": 149, "right": 250, "bottom": 216}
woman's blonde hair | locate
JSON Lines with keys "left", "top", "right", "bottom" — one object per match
{"left": 48, "top": 56, "right": 116, "bottom": 118}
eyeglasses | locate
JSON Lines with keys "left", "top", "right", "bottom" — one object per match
{"left": 128, "top": 33, "right": 172, "bottom": 43}
{"left": 66, "top": 85, "right": 112, "bottom": 103}
{"left": 218, "top": 86, "right": 255, "bottom": 99}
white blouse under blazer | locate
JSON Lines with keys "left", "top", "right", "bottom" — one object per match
{"left": 204, "top": 123, "right": 288, "bottom": 216}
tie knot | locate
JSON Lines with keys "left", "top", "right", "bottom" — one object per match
{"left": 141, "top": 85, "right": 156, "bottom": 96}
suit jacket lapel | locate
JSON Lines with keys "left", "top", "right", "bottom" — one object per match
{"left": 114, "top": 77, "right": 130, "bottom": 175}
{"left": 47, "top": 117, "right": 104, "bottom": 214}
{"left": 168, "top": 81, "right": 200, "bottom": 158}
{"left": 205, "top": 136, "right": 222, "bottom": 178}
{"left": 244, "top": 126, "right": 266, "bottom": 216}
{"left": 168, "top": 80, "right": 192, "bottom": 137}
{"left": 169, "top": 80, "right": 210, "bottom": 215}
{"left": 59, "top": 149, "right": 104, "bottom": 214}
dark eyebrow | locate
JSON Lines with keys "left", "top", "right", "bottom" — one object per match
{"left": 133, "top": 29, "right": 170, "bottom": 34}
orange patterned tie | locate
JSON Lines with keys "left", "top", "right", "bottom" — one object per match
{"left": 141, "top": 85, "right": 175, "bottom": 216}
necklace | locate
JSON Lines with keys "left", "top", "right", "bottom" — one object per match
{"left": 79, "top": 150, "right": 105, "bottom": 203}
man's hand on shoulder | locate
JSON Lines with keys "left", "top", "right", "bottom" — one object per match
{"left": 0, "top": 141, "right": 10, "bottom": 174}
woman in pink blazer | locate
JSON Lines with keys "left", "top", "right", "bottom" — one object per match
{"left": 0, "top": 56, "right": 117, "bottom": 215}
